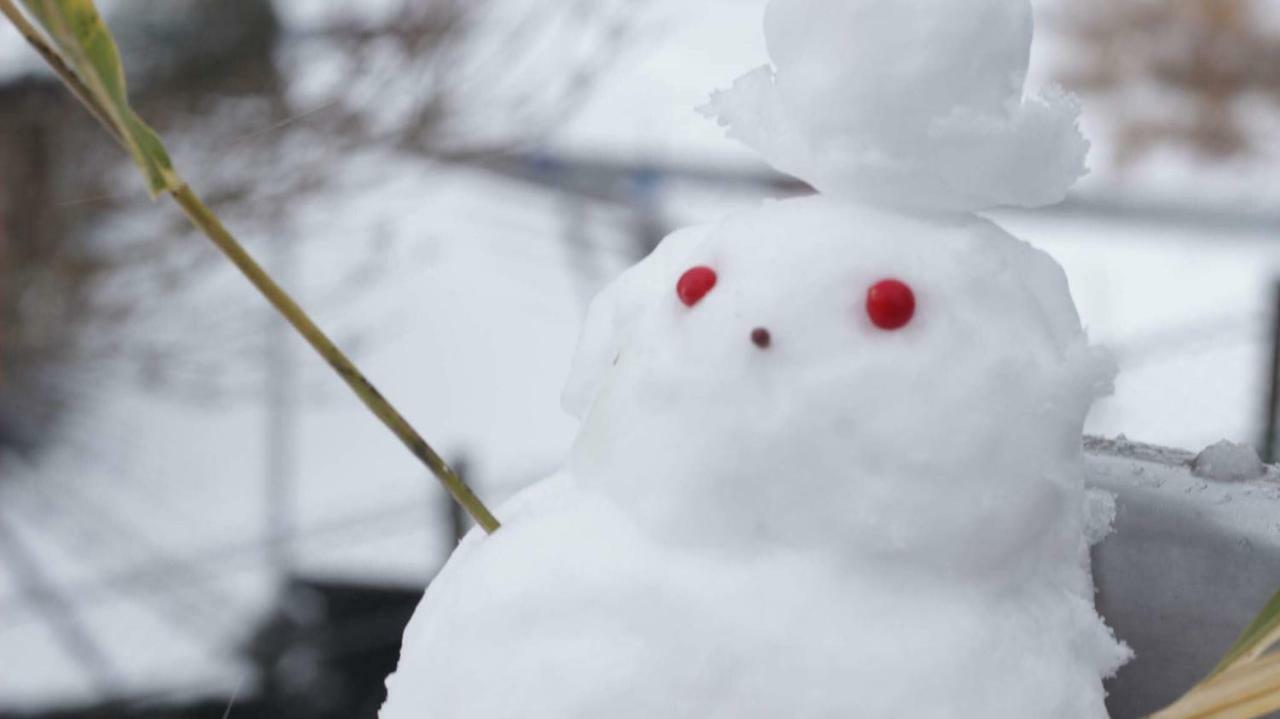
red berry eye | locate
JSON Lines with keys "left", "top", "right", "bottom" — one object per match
{"left": 866, "top": 279, "right": 916, "bottom": 330}
{"left": 677, "top": 266, "right": 718, "bottom": 307}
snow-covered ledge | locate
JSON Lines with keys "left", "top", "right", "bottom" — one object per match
{"left": 1087, "top": 436, "right": 1280, "bottom": 718}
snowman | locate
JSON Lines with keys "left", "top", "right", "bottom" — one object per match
{"left": 381, "top": 0, "right": 1130, "bottom": 717}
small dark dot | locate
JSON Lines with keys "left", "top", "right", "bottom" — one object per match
{"left": 751, "top": 327, "right": 772, "bottom": 349}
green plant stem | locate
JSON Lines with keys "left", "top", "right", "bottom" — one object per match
{"left": 170, "top": 184, "right": 501, "bottom": 534}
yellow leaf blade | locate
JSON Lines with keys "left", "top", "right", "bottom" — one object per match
{"left": 1212, "top": 687, "right": 1280, "bottom": 719}
{"left": 1154, "top": 653, "right": 1280, "bottom": 719}
{"left": 1212, "top": 589, "right": 1280, "bottom": 678}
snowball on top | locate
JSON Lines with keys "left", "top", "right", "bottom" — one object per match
{"left": 703, "top": 0, "right": 1089, "bottom": 212}
{"left": 563, "top": 196, "right": 1114, "bottom": 581}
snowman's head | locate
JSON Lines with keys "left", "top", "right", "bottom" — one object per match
{"left": 564, "top": 197, "right": 1111, "bottom": 578}
{"left": 703, "top": 0, "right": 1088, "bottom": 212}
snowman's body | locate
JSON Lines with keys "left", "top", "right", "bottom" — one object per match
{"left": 382, "top": 476, "right": 1120, "bottom": 718}
{"left": 383, "top": 0, "right": 1132, "bottom": 715}
{"left": 380, "top": 200, "right": 1130, "bottom": 718}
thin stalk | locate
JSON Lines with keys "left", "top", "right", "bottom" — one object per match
{"left": 1210, "top": 687, "right": 1280, "bottom": 719}
{"left": 1240, "top": 625, "right": 1280, "bottom": 668}
{"left": 1152, "top": 653, "right": 1280, "bottom": 719}
{"left": 1154, "top": 684, "right": 1280, "bottom": 719}
{"left": 170, "top": 184, "right": 500, "bottom": 533}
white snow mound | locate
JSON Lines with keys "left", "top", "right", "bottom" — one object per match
{"left": 381, "top": 198, "right": 1129, "bottom": 718}
{"left": 703, "top": 0, "right": 1089, "bottom": 211}
{"left": 1192, "top": 440, "right": 1267, "bottom": 482}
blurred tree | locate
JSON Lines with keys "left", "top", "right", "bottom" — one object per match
{"left": 0, "top": 0, "right": 644, "bottom": 452}
{"left": 94, "top": 0, "right": 644, "bottom": 398}
{"left": 278, "top": 0, "right": 641, "bottom": 156}
{"left": 1054, "top": 0, "right": 1280, "bottom": 165}
{"left": 0, "top": 82, "right": 107, "bottom": 458}
{"left": 112, "top": 0, "right": 280, "bottom": 96}
{"left": 0, "top": 0, "right": 287, "bottom": 462}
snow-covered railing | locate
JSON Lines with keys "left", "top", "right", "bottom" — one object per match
{"left": 1088, "top": 436, "right": 1280, "bottom": 717}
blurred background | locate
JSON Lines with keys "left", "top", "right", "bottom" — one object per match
{"left": 0, "top": 0, "right": 1279, "bottom": 716}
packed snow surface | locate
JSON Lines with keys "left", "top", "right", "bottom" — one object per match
{"left": 703, "top": 0, "right": 1088, "bottom": 211}
{"left": 381, "top": 198, "right": 1129, "bottom": 718}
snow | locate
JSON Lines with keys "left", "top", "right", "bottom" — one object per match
{"left": 554, "top": 0, "right": 1280, "bottom": 215}
{"left": 704, "top": 0, "right": 1087, "bottom": 211}
{"left": 993, "top": 209, "right": 1278, "bottom": 450}
{"left": 565, "top": 199, "right": 1106, "bottom": 558}
{"left": 387, "top": 476, "right": 1127, "bottom": 718}
{"left": 1084, "top": 488, "right": 1119, "bottom": 546}
{"left": 384, "top": 196, "right": 1129, "bottom": 717}
{"left": 2, "top": 0, "right": 1277, "bottom": 710}
{"left": 1192, "top": 440, "right": 1267, "bottom": 482}
{"left": 1083, "top": 437, "right": 1280, "bottom": 718}
{"left": 381, "top": 0, "right": 1137, "bottom": 712}
{"left": 659, "top": 177, "right": 1280, "bottom": 456}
